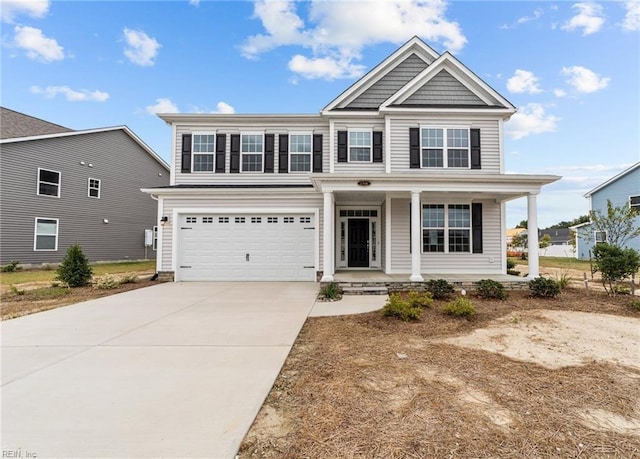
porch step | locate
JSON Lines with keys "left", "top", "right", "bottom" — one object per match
{"left": 342, "top": 286, "right": 389, "bottom": 296}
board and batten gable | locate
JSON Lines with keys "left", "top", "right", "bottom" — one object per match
{"left": 0, "top": 129, "right": 169, "bottom": 264}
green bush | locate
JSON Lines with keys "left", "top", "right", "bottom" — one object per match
{"left": 55, "top": 244, "right": 93, "bottom": 288}
{"left": 507, "top": 269, "right": 521, "bottom": 276}
{"left": 424, "top": 279, "right": 455, "bottom": 300}
{"left": 94, "top": 274, "right": 120, "bottom": 290}
{"left": 1, "top": 260, "right": 22, "bottom": 272}
{"left": 529, "top": 277, "right": 561, "bottom": 298}
{"left": 320, "top": 281, "right": 342, "bottom": 300}
{"left": 506, "top": 259, "right": 516, "bottom": 270}
{"left": 553, "top": 271, "right": 572, "bottom": 290}
{"left": 629, "top": 299, "right": 640, "bottom": 312}
{"left": 119, "top": 273, "right": 139, "bottom": 284}
{"left": 407, "top": 291, "right": 434, "bottom": 308}
{"left": 475, "top": 279, "right": 507, "bottom": 300}
{"left": 382, "top": 293, "right": 423, "bottom": 321}
{"left": 443, "top": 296, "right": 476, "bottom": 317}
{"left": 592, "top": 243, "right": 640, "bottom": 295}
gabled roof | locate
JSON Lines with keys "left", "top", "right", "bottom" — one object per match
{"left": 584, "top": 162, "right": 640, "bottom": 197}
{"left": 0, "top": 126, "right": 169, "bottom": 171}
{"left": 1, "top": 106, "right": 73, "bottom": 139}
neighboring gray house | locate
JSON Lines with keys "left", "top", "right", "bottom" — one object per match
{"left": 143, "top": 37, "right": 560, "bottom": 282}
{"left": 573, "top": 162, "right": 640, "bottom": 259}
{"left": 0, "top": 107, "right": 170, "bottom": 265}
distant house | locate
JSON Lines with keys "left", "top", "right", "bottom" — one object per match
{"left": 506, "top": 227, "right": 527, "bottom": 248}
{"left": 0, "top": 107, "right": 170, "bottom": 266}
{"left": 573, "top": 162, "right": 640, "bottom": 260}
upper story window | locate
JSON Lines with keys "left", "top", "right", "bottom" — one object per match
{"left": 630, "top": 195, "right": 640, "bottom": 212}
{"left": 289, "top": 133, "right": 312, "bottom": 172}
{"left": 37, "top": 168, "right": 61, "bottom": 197}
{"left": 192, "top": 133, "right": 215, "bottom": 172}
{"left": 88, "top": 178, "right": 101, "bottom": 198}
{"left": 421, "top": 127, "right": 469, "bottom": 168}
{"left": 349, "top": 130, "right": 372, "bottom": 162}
{"left": 422, "top": 204, "right": 471, "bottom": 253}
{"left": 241, "top": 133, "right": 264, "bottom": 172}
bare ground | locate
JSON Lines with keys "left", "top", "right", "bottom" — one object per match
{"left": 239, "top": 288, "right": 640, "bottom": 459}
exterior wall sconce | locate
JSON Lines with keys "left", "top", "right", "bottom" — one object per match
{"left": 160, "top": 216, "right": 169, "bottom": 225}
{"left": 103, "top": 219, "right": 109, "bottom": 224}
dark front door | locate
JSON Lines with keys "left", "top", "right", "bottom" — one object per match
{"left": 348, "top": 219, "right": 369, "bottom": 268}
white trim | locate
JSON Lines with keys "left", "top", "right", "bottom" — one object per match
{"left": 170, "top": 125, "right": 176, "bottom": 185}
{"left": 384, "top": 116, "right": 392, "bottom": 173}
{"left": 322, "top": 192, "right": 335, "bottom": 281}
{"left": 335, "top": 205, "right": 381, "bottom": 269}
{"left": 191, "top": 131, "right": 216, "bottom": 173}
{"left": 329, "top": 119, "right": 335, "bottom": 174}
{"left": 421, "top": 202, "right": 472, "bottom": 254}
{"left": 499, "top": 118, "right": 505, "bottom": 174}
{"left": 385, "top": 194, "right": 392, "bottom": 273}
{"left": 418, "top": 126, "right": 471, "bottom": 169}
{"left": 500, "top": 201, "right": 507, "bottom": 273}
{"left": 34, "top": 217, "right": 59, "bottom": 251}
{"left": 240, "top": 131, "right": 265, "bottom": 173}
{"left": 87, "top": 177, "right": 101, "bottom": 199}
{"left": 347, "top": 128, "right": 373, "bottom": 163}
{"left": 584, "top": 162, "right": 640, "bottom": 197}
{"left": 629, "top": 194, "right": 640, "bottom": 211}
{"left": 37, "top": 167, "right": 61, "bottom": 198}
{"left": 410, "top": 191, "right": 423, "bottom": 282}
{"left": 288, "top": 132, "right": 313, "bottom": 173}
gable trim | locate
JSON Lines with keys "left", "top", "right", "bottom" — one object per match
{"left": 584, "top": 162, "right": 640, "bottom": 197}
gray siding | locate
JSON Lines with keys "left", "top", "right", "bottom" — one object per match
{"left": 346, "top": 54, "right": 429, "bottom": 109}
{"left": 0, "top": 130, "right": 169, "bottom": 264}
{"left": 403, "top": 70, "right": 486, "bottom": 106}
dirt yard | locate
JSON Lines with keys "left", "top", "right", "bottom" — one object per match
{"left": 239, "top": 288, "right": 640, "bottom": 458}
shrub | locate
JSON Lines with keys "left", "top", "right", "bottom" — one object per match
{"left": 382, "top": 293, "right": 422, "bottom": 321}
{"left": 94, "top": 274, "right": 120, "bottom": 290}
{"left": 629, "top": 299, "right": 640, "bottom": 312}
{"left": 553, "top": 271, "right": 572, "bottom": 290}
{"left": 55, "top": 244, "right": 93, "bottom": 288}
{"left": 119, "top": 273, "right": 139, "bottom": 284}
{"left": 592, "top": 243, "right": 640, "bottom": 295}
{"left": 475, "top": 279, "right": 507, "bottom": 300}
{"left": 507, "top": 269, "right": 521, "bottom": 276}
{"left": 319, "top": 281, "right": 342, "bottom": 300}
{"left": 529, "top": 277, "right": 561, "bottom": 298}
{"left": 506, "top": 259, "right": 516, "bottom": 270}
{"left": 1, "top": 260, "right": 22, "bottom": 272}
{"left": 424, "top": 279, "right": 455, "bottom": 300}
{"left": 443, "top": 296, "right": 476, "bottom": 317}
{"left": 9, "top": 284, "right": 25, "bottom": 296}
{"left": 407, "top": 291, "right": 433, "bottom": 308}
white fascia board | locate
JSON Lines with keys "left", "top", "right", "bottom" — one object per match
{"left": 158, "top": 113, "right": 323, "bottom": 125}
{"left": 140, "top": 187, "right": 320, "bottom": 198}
{"left": 583, "top": 161, "right": 640, "bottom": 197}
{"left": 379, "top": 106, "right": 515, "bottom": 119}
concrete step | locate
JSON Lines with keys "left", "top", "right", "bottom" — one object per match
{"left": 342, "top": 286, "right": 389, "bottom": 295}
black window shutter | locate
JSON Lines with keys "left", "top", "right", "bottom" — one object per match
{"left": 230, "top": 134, "right": 240, "bottom": 173}
{"left": 337, "top": 130, "right": 348, "bottom": 163}
{"left": 264, "top": 134, "right": 274, "bottom": 173}
{"left": 470, "top": 128, "right": 481, "bottom": 170}
{"left": 372, "top": 131, "right": 383, "bottom": 163}
{"left": 472, "top": 203, "right": 483, "bottom": 253}
{"left": 409, "top": 128, "right": 420, "bottom": 168}
{"left": 313, "top": 134, "right": 323, "bottom": 172}
{"left": 181, "top": 134, "right": 192, "bottom": 173}
{"left": 278, "top": 134, "right": 289, "bottom": 173}
{"left": 215, "top": 134, "right": 226, "bottom": 173}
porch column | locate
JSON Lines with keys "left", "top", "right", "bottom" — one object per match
{"left": 410, "top": 191, "right": 424, "bottom": 282}
{"left": 321, "top": 191, "right": 335, "bottom": 282}
{"left": 527, "top": 193, "right": 540, "bottom": 278}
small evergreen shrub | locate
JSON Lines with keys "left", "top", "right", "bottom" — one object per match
{"left": 506, "top": 259, "right": 516, "bottom": 270}
{"left": 407, "top": 291, "right": 434, "bottom": 308}
{"left": 443, "top": 296, "right": 476, "bottom": 317}
{"left": 382, "top": 293, "right": 423, "bottom": 321}
{"left": 320, "top": 281, "right": 342, "bottom": 300}
{"left": 529, "top": 277, "right": 561, "bottom": 298}
{"left": 1, "top": 260, "right": 22, "bottom": 272}
{"left": 94, "top": 274, "right": 120, "bottom": 290}
{"left": 475, "top": 279, "right": 507, "bottom": 300}
{"left": 424, "top": 279, "right": 455, "bottom": 300}
{"left": 55, "top": 244, "right": 93, "bottom": 287}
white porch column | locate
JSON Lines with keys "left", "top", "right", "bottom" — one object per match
{"left": 410, "top": 191, "right": 424, "bottom": 282}
{"left": 527, "top": 193, "right": 540, "bottom": 278}
{"left": 321, "top": 191, "right": 335, "bottom": 282}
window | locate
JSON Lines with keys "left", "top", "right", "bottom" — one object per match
{"left": 186, "top": 217, "right": 197, "bottom": 223}
{"left": 152, "top": 226, "right": 158, "bottom": 251}
{"left": 37, "top": 168, "right": 61, "bottom": 197}
{"left": 420, "top": 128, "right": 469, "bottom": 168}
{"left": 267, "top": 217, "right": 278, "bottom": 223}
{"left": 251, "top": 217, "right": 262, "bottom": 223}
{"left": 202, "top": 217, "right": 214, "bottom": 223}
{"left": 422, "top": 204, "right": 471, "bottom": 253}
{"left": 34, "top": 218, "right": 58, "bottom": 251}
{"left": 235, "top": 217, "right": 246, "bottom": 223}
{"left": 241, "top": 133, "right": 263, "bottom": 172}
{"left": 88, "top": 178, "right": 100, "bottom": 198}
{"left": 630, "top": 195, "right": 640, "bottom": 212}
{"left": 289, "top": 134, "right": 312, "bottom": 172}
{"left": 192, "top": 133, "right": 215, "bottom": 172}
{"left": 218, "top": 217, "right": 229, "bottom": 223}
{"left": 595, "top": 231, "right": 607, "bottom": 244}
{"left": 348, "top": 130, "right": 372, "bottom": 162}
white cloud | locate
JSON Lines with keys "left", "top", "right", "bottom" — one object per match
{"left": 507, "top": 69, "right": 542, "bottom": 94}
{"left": 241, "top": 0, "right": 466, "bottom": 80}
{"left": 562, "top": 2, "right": 605, "bottom": 35}
{"left": 500, "top": 8, "right": 544, "bottom": 29}
{"left": 12, "top": 25, "right": 64, "bottom": 62}
{"left": 145, "top": 98, "right": 178, "bottom": 114}
{"left": 213, "top": 101, "right": 235, "bottom": 114}
{"left": 123, "top": 28, "right": 160, "bottom": 66}
{"left": 622, "top": 1, "right": 640, "bottom": 31}
{"left": 30, "top": 85, "right": 109, "bottom": 102}
{"left": 505, "top": 103, "right": 559, "bottom": 140}
{"left": 561, "top": 65, "right": 610, "bottom": 93}
{"left": 1, "top": 0, "right": 49, "bottom": 23}
{"left": 188, "top": 0, "right": 200, "bottom": 5}
{"left": 553, "top": 88, "right": 567, "bottom": 97}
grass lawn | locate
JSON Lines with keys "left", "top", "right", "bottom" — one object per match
{"left": 512, "top": 256, "right": 592, "bottom": 271}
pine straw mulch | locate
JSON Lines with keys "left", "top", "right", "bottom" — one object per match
{"left": 240, "top": 288, "right": 640, "bottom": 459}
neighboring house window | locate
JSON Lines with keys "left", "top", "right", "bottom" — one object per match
{"left": 289, "top": 133, "right": 312, "bottom": 172}
{"left": 595, "top": 231, "right": 607, "bottom": 244}
{"left": 630, "top": 195, "right": 640, "bottom": 212}
{"left": 420, "top": 127, "right": 469, "bottom": 168}
{"left": 34, "top": 217, "right": 58, "bottom": 251}
{"left": 422, "top": 204, "right": 471, "bottom": 253}
{"left": 348, "top": 130, "right": 372, "bottom": 162}
{"left": 37, "top": 168, "right": 61, "bottom": 197}
{"left": 241, "top": 133, "right": 264, "bottom": 172}
{"left": 192, "top": 133, "right": 215, "bottom": 172}
{"left": 152, "top": 226, "right": 158, "bottom": 251}
{"left": 88, "top": 178, "right": 101, "bottom": 198}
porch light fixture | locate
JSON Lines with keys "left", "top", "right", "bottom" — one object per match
{"left": 357, "top": 180, "right": 371, "bottom": 186}
{"left": 160, "top": 216, "right": 169, "bottom": 225}
{"left": 103, "top": 219, "right": 109, "bottom": 224}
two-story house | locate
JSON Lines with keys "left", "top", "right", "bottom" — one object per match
{"left": 143, "top": 37, "right": 559, "bottom": 282}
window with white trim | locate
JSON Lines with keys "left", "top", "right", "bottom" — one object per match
{"left": 595, "top": 231, "right": 607, "bottom": 244}
{"left": 630, "top": 195, "right": 640, "bottom": 212}
{"left": 241, "top": 133, "right": 264, "bottom": 172}
{"left": 37, "top": 168, "right": 61, "bottom": 197}
{"left": 348, "top": 130, "right": 372, "bottom": 162}
{"left": 192, "top": 133, "right": 215, "bottom": 172}
{"left": 34, "top": 217, "right": 58, "bottom": 251}
{"left": 421, "top": 127, "right": 469, "bottom": 168}
{"left": 289, "top": 133, "right": 312, "bottom": 172}
{"left": 152, "top": 226, "right": 158, "bottom": 251}
{"left": 88, "top": 178, "right": 100, "bottom": 198}
{"left": 422, "top": 204, "right": 471, "bottom": 253}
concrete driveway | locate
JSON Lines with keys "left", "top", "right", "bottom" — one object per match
{"left": 1, "top": 282, "right": 318, "bottom": 459}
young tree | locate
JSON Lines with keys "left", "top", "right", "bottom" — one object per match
{"left": 56, "top": 243, "right": 93, "bottom": 287}
{"left": 592, "top": 243, "right": 640, "bottom": 295}
{"left": 588, "top": 199, "right": 640, "bottom": 248}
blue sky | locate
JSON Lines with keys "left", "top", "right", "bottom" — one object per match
{"left": 2, "top": 0, "right": 639, "bottom": 228}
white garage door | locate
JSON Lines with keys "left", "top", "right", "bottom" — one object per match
{"left": 177, "top": 213, "right": 316, "bottom": 281}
